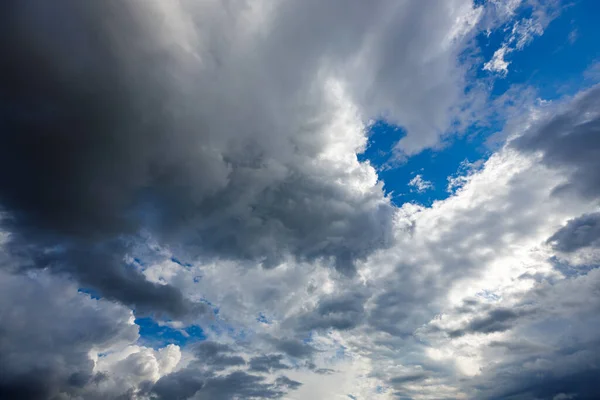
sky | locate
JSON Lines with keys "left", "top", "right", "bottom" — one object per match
{"left": 1, "top": 0, "right": 600, "bottom": 399}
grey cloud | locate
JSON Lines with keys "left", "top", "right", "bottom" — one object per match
{"left": 150, "top": 369, "right": 205, "bottom": 400}
{"left": 271, "top": 338, "right": 317, "bottom": 359}
{"left": 191, "top": 342, "right": 246, "bottom": 370}
{"left": 152, "top": 370, "right": 292, "bottom": 400}
{"left": 0, "top": 0, "right": 403, "bottom": 319}
{"left": 488, "top": 339, "right": 550, "bottom": 354}
{"left": 0, "top": 0, "right": 212, "bottom": 316}
{"left": 390, "top": 373, "right": 429, "bottom": 386}
{"left": 0, "top": 271, "right": 138, "bottom": 400}
{"left": 192, "top": 371, "right": 287, "bottom": 400}
{"left": 193, "top": 342, "right": 235, "bottom": 358}
{"left": 463, "top": 270, "right": 600, "bottom": 399}
{"left": 472, "top": 344, "right": 600, "bottom": 400}
{"left": 36, "top": 241, "right": 203, "bottom": 318}
{"left": 367, "top": 267, "right": 439, "bottom": 337}
{"left": 453, "top": 298, "right": 484, "bottom": 314}
{"left": 317, "top": 292, "right": 367, "bottom": 315}
{"left": 302, "top": 361, "right": 335, "bottom": 375}
{"left": 288, "top": 291, "right": 369, "bottom": 333}
{"left": 512, "top": 84, "right": 600, "bottom": 200}
{"left": 274, "top": 376, "right": 302, "bottom": 390}
{"left": 547, "top": 212, "right": 600, "bottom": 253}
{"left": 249, "top": 354, "right": 291, "bottom": 373}
{"left": 150, "top": 344, "right": 303, "bottom": 399}
{"left": 449, "top": 308, "right": 527, "bottom": 338}
{"left": 315, "top": 368, "right": 336, "bottom": 375}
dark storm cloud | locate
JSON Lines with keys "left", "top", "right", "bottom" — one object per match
{"left": 32, "top": 240, "right": 201, "bottom": 317}
{"left": 448, "top": 308, "right": 527, "bottom": 338}
{"left": 512, "top": 84, "right": 600, "bottom": 200}
{"left": 547, "top": 212, "right": 600, "bottom": 253}
{"left": 473, "top": 343, "right": 600, "bottom": 400}
{"left": 271, "top": 338, "right": 317, "bottom": 359}
{"left": 191, "top": 342, "right": 246, "bottom": 370}
{"left": 390, "top": 373, "right": 428, "bottom": 385}
{"left": 0, "top": 271, "right": 138, "bottom": 400}
{"left": 151, "top": 370, "right": 290, "bottom": 400}
{"left": 287, "top": 290, "right": 369, "bottom": 333}
{"left": 0, "top": 0, "right": 395, "bottom": 322}
{"left": 249, "top": 354, "right": 291, "bottom": 373}
{"left": 151, "top": 368, "right": 205, "bottom": 400}
{"left": 461, "top": 268, "right": 600, "bottom": 400}
{"left": 0, "top": 0, "right": 208, "bottom": 316}
{"left": 149, "top": 344, "right": 302, "bottom": 399}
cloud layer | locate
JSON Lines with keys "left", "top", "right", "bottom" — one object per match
{"left": 2, "top": 0, "right": 600, "bottom": 399}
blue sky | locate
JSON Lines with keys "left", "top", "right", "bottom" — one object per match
{"left": 358, "top": 0, "right": 600, "bottom": 209}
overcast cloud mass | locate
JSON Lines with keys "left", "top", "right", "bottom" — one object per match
{"left": 1, "top": 0, "right": 600, "bottom": 399}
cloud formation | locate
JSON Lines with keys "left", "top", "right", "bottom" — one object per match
{"left": 0, "top": 270, "right": 138, "bottom": 399}
{"left": 2, "top": 0, "right": 600, "bottom": 399}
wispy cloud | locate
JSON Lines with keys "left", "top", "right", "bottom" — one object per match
{"left": 408, "top": 174, "right": 434, "bottom": 193}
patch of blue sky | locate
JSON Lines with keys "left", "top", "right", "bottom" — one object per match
{"left": 359, "top": 122, "right": 490, "bottom": 207}
{"left": 302, "top": 330, "right": 314, "bottom": 344}
{"left": 476, "top": 289, "right": 501, "bottom": 302}
{"left": 208, "top": 322, "right": 255, "bottom": 343}
{"left": 105, "top": 278, "right": 216, "bottom": 348}
{"left": 199, "top": 296, "right": 220, "bottom": 316}
{"left": 360, "top": 0, "right": 599, "bottom": 207}
{"left": 485, "top": 1, "right": 600, "bottom": 98}
{"left": 77, "top": 287, "right": 102, "bottom": 300}
{"left": 132, "top": 257, "right": 145, "bottom": 267}
{"left": 257, "top": 312, "right": 271, "bottom": 324}
{"left": 375, "top": 385, "right": 387, "bottom": 394}
{"left": 170, "top": 256, "right": 192, "bottom": 267}
{"left": 135, "top": 317, "right": 206, "bottom": 349}
{"left": 333, "top": 345, "right": 347, "bottom": 361}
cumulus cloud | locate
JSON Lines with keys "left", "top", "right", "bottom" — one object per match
{"left": 547, "top": 212, "right": 600, "bottom": 253}
{"left": 464, "top": 269, "right": 600, "bottom": 399}
{"left": 0, "top": 0, "right": 403, "bottom": 312}
{"left": 191, "top": 342, "right": 246, "bottom": 370}
{"left": 149, "top": 345, "right": 304, "bottom": 400}
{"left": 387, "top": 85, "right": 600, "bottom": 398}
{"left": 0, "top": 270, "right": 138, "bottom": 399}
{"left": 512, "top": 84, "right": 600, "bottom": 200}
{"left": 152, "top": 369, "right": 289, "bottom": 400}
